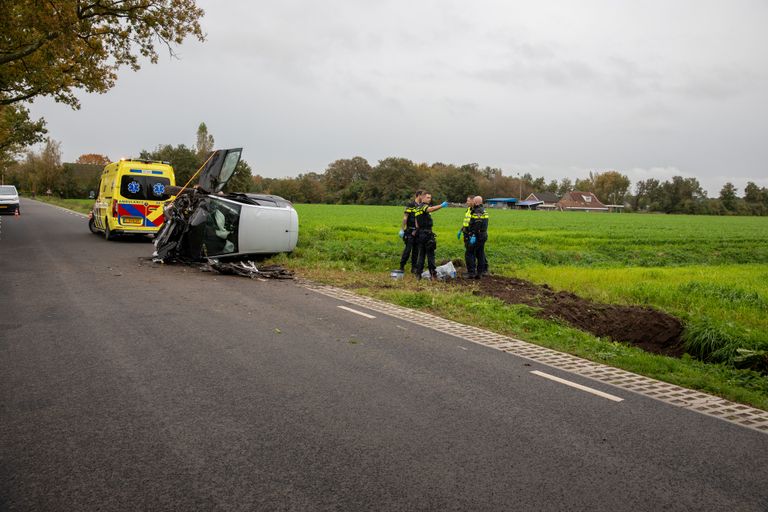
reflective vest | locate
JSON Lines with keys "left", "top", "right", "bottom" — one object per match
{"left": 462, "top": 206, "right": 472, "bottom": 228}
{"left": 414, "top": 204, "right": 433, "bottom": 230}
{"left": 468, "top": 207, "right": 489, "bottom": 234}
{"left": 404, "top": 201, "right": 419, "bottom": 229}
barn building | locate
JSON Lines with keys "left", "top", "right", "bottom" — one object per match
{"left": 487, "top": 198, "right": 518, "bottom": 209}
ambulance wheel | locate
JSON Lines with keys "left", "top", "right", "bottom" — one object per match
{"left": 88, "top": 215, "right": 98, "bottom": 234}
{"left": 104, "top": 218, "right": 114, "bottom": 240}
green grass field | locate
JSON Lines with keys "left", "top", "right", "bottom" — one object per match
{"left": 287, "top": 206, "right": 768, "bottom": 334}
{"left": 42, "top": 198, "right": 768, "bottom": 409}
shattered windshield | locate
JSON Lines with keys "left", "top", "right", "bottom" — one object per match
{"left": 218, "top": 151, "right": 241, "bottom": 189}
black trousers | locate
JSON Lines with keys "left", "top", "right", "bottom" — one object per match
{"left": 399, "top": 234, "right": 418, "bottom": 271}
{"left": 414, "top": 230, "right": 436, "bottom": 276}
{"left": 464, "top": 239, "right": 474, "bottom": 273}
{"left": 465, "top": 238, "right": 487, "bottom": 276}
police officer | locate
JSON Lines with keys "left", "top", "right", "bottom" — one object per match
{"left": 465, "top": 195, "right": 489, "bottom": 279}
{"left": 458, "top": 195, "right": 473, "bottom": 277}
{"left": 457, "top": 195, "right": 473, "bottom": 241}
{"left": 413, "top": 192, "right": 449, "bottom": 279}
{"left": 398, "top": 190, "right": 422, "bottom": 273}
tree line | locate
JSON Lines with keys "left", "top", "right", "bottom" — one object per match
{"left": 252, "top": 160, "right": 768, "bottom": 216}
{"left": 5, "top": 132, "right": 768, "bottom": 216}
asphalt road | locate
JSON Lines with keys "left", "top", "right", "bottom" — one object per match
{"left": 1, "top": 199, "right": 767, "bottom": 511}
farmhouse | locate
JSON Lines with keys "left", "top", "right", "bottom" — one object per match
{"left": 557, "top": 191, "right": 609, "bottom": 212}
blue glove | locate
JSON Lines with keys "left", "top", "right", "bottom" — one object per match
{"left": 398, "top": 229, "right": 404, "bottom": 238}
{"left": 457, "top": 229, "right": 463, "bottom": 240}
{"left": 470, "top": 235, "right": 477, "bottom": 245}
{"left": 440, "top": 201, "right": 449, "bottom": 208}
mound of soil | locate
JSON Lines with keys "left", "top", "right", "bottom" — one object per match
{"left": 456, "top": 275, "right": 684, "bottom": 357}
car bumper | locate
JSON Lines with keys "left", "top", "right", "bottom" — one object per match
{"left": 112, "top": 228, "right": 158, "bottom": 235}
{"left": 0, "top": 203, "right": 20, "bottom": 214}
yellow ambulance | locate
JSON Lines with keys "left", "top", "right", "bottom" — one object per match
{"left": 89, "top": 158, "right": 175, "bottom": 239}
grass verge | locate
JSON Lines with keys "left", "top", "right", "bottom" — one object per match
{"left": 31, "top": 196, "right": 93, "bottom": 215}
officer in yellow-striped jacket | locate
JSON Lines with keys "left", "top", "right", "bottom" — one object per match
{"left": 456, "top": 195, "right": 473, "bottom": 242}
{"left": 465, "top": 196, "right": 489, "bottom": 279}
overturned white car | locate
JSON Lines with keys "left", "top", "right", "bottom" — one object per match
{"left": 153, "top": 148, "right": 298, "bottom": 262}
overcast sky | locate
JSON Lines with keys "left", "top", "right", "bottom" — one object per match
{"left": 28, "top": 0, "right": 768, "bottom": 196}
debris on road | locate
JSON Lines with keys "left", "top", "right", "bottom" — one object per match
{"left": 202, "top": 260, "right": 294, "bottom": 279}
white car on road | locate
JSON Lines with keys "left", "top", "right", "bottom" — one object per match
{"left": 0, "top": 185, "right": 20, "bottom": 215}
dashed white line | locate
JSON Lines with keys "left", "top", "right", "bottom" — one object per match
{"left": 531, "top": 370, "right": 624, "bottom": 402}
{"left": 337, "top": 305, "right": 376, "bottom": 319}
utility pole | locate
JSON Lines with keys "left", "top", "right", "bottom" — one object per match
{"left": 517, "top": 172, "right": 522, "bottom": 201}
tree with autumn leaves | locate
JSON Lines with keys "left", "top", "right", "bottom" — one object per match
{"left": 0, "top": 0, "right": 205, "bottom": 164}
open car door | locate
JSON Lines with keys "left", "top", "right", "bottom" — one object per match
{"left": 197, "top": 148, "right": 243, "bottom": 193}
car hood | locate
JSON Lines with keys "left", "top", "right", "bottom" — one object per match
{"left": 197, "top": 148, "right": 243, "bottom": 194}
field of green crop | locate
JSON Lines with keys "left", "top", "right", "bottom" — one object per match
{"left": 270, "top": 204, "right": 768, "bottom": 409}
{"left": 288, "top": 205, "right": 768, "bottom": 356}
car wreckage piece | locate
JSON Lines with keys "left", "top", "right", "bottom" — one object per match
{"left": 202, "top": 261, "right": 294, "bottom": 279}
{"left": 153, "top": 148, "right": 299, "bottom": 265}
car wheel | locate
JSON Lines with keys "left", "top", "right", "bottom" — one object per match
{"left": 88, "top": 215, "right": 98, "bottom": 234}
{"left": 104, "top": 218, "right": 113, "bottom": 240}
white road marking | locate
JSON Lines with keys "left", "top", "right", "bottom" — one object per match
{"left": 458, "top": 346, "right": 468, "bottom": 351}
{"left": 531, "top": 370, "right": 624, "bottom": 402}
{"left": 337, "top": 305, "right": 376, "bottom": 319}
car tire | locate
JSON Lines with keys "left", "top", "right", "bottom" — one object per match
{"left": 104, "top": 218, "right": 113, "bottom": 240}
{"left": 88, "top": 215, "right": 98, "bottom": 234}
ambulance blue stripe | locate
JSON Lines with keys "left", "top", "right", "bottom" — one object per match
{"left": 129, "top": 169, "right": 142, "bottom": 173}
{"left": 121, "top": 203, "right": 144, "bottom": 217}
